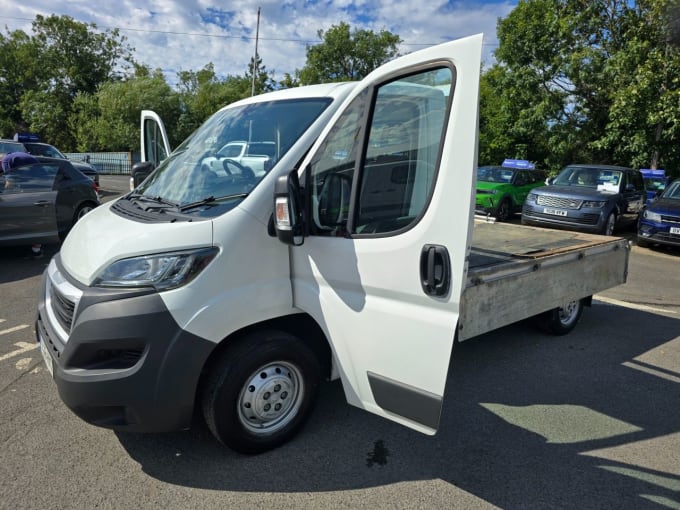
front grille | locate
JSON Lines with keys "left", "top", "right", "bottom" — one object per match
{"left": 652, "top": 232, "right": 680, "bottom": 245}
{"left": 660, "top": 214, "right": 680, "bottom": 225}
{"left": 50, "top": 284, "right": 75, "bottom": 333}
{"left": 536, "top": 196, "right": 583, "bottom": 209}
{"left": 522, "top": 206, "right": 600, "bottom": 225}
{"left": 36, "top": 314, "right": 63, "bottom": 358}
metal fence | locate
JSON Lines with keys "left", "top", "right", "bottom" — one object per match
{"left": 65, "top": 151, "right": 141, "bottom": 175}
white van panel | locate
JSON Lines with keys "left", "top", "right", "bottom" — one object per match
{"left": 60, "top": 202, "right": 214, "bottom": 285}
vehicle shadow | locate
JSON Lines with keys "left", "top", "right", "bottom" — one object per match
{"left": 0, "top": 244, "right": 59, "bottom": 284}
{"left": 115, "top": 304, "right": 680, "bottom": 508}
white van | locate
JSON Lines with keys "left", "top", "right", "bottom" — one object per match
{"left": 36, "top": 34, "right": 628, "bottom": 454}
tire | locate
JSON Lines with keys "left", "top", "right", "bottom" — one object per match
{"left": 201, "top": 330, "right": 321, "bottom": 454}
{"left": 495, "top": 198, "right": 512, "bottom": 222}
{"left": 72, "top": 202, "right": 96, "bottom": 226}
{"left": 600, "top": 212, "right": 616, "bottom": 236}
{"left": 538, "top": 299, "right": 584, "bottom": 335}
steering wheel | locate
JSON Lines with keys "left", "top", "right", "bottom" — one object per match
{"left": 222, "top": 159, "right": 256, "bottom": 181}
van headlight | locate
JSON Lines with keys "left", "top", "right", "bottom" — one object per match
{"left": 643, "top": 209, "right": 661, "bottom": 222}
{"left": 93, "top": 247, "right": 218, "bottom": 290}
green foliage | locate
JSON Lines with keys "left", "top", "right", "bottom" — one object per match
{"left": 482, "top": 0, "right": 680, "bottom": 178}
{"left": 244, "top": 54, "right": 276, "bottom": 95}
{"left": 173, "top": 63, "right": 253, "bottom": 143}
{"left": 298, "top": 22, "right": 401, "bottom": 84}
{"left": 70, "top": 74, "right": 180, "bottom": 151}
{"left": 0, "top": 14, "right": 135, "bottom": 149}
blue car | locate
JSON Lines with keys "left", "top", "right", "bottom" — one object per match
{"left": 637, "top": 179, "right": 680, "bottom": 249}
{"left": 522, "top": 164, "right": 646, "bottom": 235}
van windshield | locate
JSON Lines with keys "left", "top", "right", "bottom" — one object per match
{"left": 136, "top": 97, "right": 332, "bottom": 214}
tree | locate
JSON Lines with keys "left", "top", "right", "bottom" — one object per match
{"left": 70, "top": 70, "right": 179, "bottom": 151}
{"left": 0, "top": 29, "right": 41, "bottom": 137}
{"left": 174, "top": 64, "right": 252, "bottom": 142}
{"left": 2, "top": 14, "right": 135, "bottom": 149}
{"left": 297, "top": 22, "right": 401, "bottom": 84}
{"left": 244, "top": 54, "right": 276, "bottom": 95}
{"left": 483, "top": 0, "right": 680, "bottom": 177}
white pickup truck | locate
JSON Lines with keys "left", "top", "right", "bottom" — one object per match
{"left": 201, "top": 140, "right": 277, "bottom": 177}
{"left": 36, "top": 34, "right": 629, "bottom": 454}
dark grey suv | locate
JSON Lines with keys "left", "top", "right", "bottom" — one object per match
{"left": 522, "top": 164, "right": 645, "bottom": 235}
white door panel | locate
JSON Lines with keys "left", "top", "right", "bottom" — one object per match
{"left": 141, "top": 110, "right": 172, "bottom": 166}
{"left": 291, "top": 34, "right": 483, "bottom": 433}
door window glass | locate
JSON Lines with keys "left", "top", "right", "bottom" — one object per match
{"left": 2, "top": 163, "right": 58, "bottom": 193}
{"left": 308, "top": 67, "right": 454, "bottom": 236}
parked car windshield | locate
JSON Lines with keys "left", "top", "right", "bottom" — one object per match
{"left": 136, "top": 97, "right": 333, "bottom": 213}
{"left": 553, "top": 166, "right": 623, "bottom": 190}
{"left": 477, "top": 166, "right": 514, "bottom": 183}
{"left": 661, "top": 180, "right": 680, "bottom": 199}
{"left": 646, "top": 177, "right": 668, "bottom": 192}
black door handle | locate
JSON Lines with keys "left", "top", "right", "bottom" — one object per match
{"left": 420, "top": 244, "right": 451, "bottom": 296}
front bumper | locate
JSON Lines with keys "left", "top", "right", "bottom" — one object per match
{"left": 36, "top": 255, "right": 215, "bottom": 432}
{"left": 638, "top": 221, "right": 680, "bottom": 248}
{"left": 521, "top": 204, "right": 606, "bottom": 233}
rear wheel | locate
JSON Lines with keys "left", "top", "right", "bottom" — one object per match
{"left": 538, "top": 299, "right": 584, "bottom": 335}
{"left": 201, "top": 330, "right": 321, "bottom": 454}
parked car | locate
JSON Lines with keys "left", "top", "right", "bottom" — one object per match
{"left": 640, "top": 168, "right": 670, "bottom": 206}
{"left": 521, "top": 164, "right": 646, "bottom": 235}
{"left": 22, "top": 141, "right": 99, "bottom": 187}
{"left": 475, "top": 164, "right": 546, "bottom": 221}
{"left": 637, "top": 178, "right": 680, "bottom": 248}
{"left": 0, "top": 139, "right": 26, "bottom": 158}
{"left": 0, "top": 157, "right": 99, "bottom": 246}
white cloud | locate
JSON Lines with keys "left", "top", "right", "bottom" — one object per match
{"left": 0, "top": 0, "right": 515, "bottom": 85}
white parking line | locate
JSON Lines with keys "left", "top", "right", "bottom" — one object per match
{"left": 0, "top": 342, "right": 38, "bottom": 362}
{"left": 594, "top": 295, "right": 677, "bottom": 315}
{"left": 0, "top": 324, "right": 30, "bottom": 336}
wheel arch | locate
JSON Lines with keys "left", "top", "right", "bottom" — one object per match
{"left": 196, "top": 312, "right": 333, "bottom": 402}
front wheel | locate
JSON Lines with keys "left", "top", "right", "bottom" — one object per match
{"left": 495, "top": 198, "right": 512, "bottom": 222}
{"left": 537, "top": 299, "right": 585, "bottom": 335}
{"left": 601, "top": 212, "right": 616, "bottom": 236}
{"left": 201, "top": 330, "right": 321, "bottom": 454}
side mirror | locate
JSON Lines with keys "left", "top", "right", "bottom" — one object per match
{"left": 545, "top": 177, "right": 554, "bottom": 186}
{"left": 273, "top": 170, "right": 305, "bottom": 246}
{"left": 625, "top": 183, "right": 635, "bottom": 192}
{"left": 131, "top": 161, "right": 155, "bottom": 189}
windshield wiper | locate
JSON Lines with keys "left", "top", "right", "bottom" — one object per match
{"left": 178, "top": 193, "right": 249, "bottom": 212}
{"left": 130, "top": 194, "right": 179, "bottom": 209}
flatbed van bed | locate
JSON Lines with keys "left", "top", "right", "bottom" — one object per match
{"left": 460, "top": 220, "right": 630, "bottom": 340}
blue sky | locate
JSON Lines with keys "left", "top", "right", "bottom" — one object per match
{"left": 0, "top": 0, "right": 516, "bottom": 86}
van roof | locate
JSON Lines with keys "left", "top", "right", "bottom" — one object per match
{"left": 218, "top": 82, "right": 358, "bottom": 112}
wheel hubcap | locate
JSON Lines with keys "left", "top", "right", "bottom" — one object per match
{"left": 558, "top": 300, "right": 579, "bottom": 325}
{"left": 238, "top": 361, "right": 303, "bottom": 434}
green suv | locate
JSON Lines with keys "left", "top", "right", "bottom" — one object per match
{"left": 475, "top": 164, "right": 546, "bottom": 221}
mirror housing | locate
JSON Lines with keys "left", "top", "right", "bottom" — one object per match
{"left": 131, "top": 161, "right": 155, "bottom": 189}
{"left": 273, "top": 170, "right": 305, "bottom": 246}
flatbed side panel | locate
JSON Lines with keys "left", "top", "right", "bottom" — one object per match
{"left": 459, "top": 223, "right": 630, "bottom": 341}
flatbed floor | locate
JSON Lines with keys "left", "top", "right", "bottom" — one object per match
{"left": 459, "top": 220, "right": 630, "bottom": 341}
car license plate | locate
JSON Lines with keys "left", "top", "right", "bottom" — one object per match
{"left": 543, "top": 207, "right": 568, "bottom": 217}
{"left": 39, "top": 336, "right": 54, "bottom": 377}
{"left": 671, "top": 226, "right": 680, "bottom": 235}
